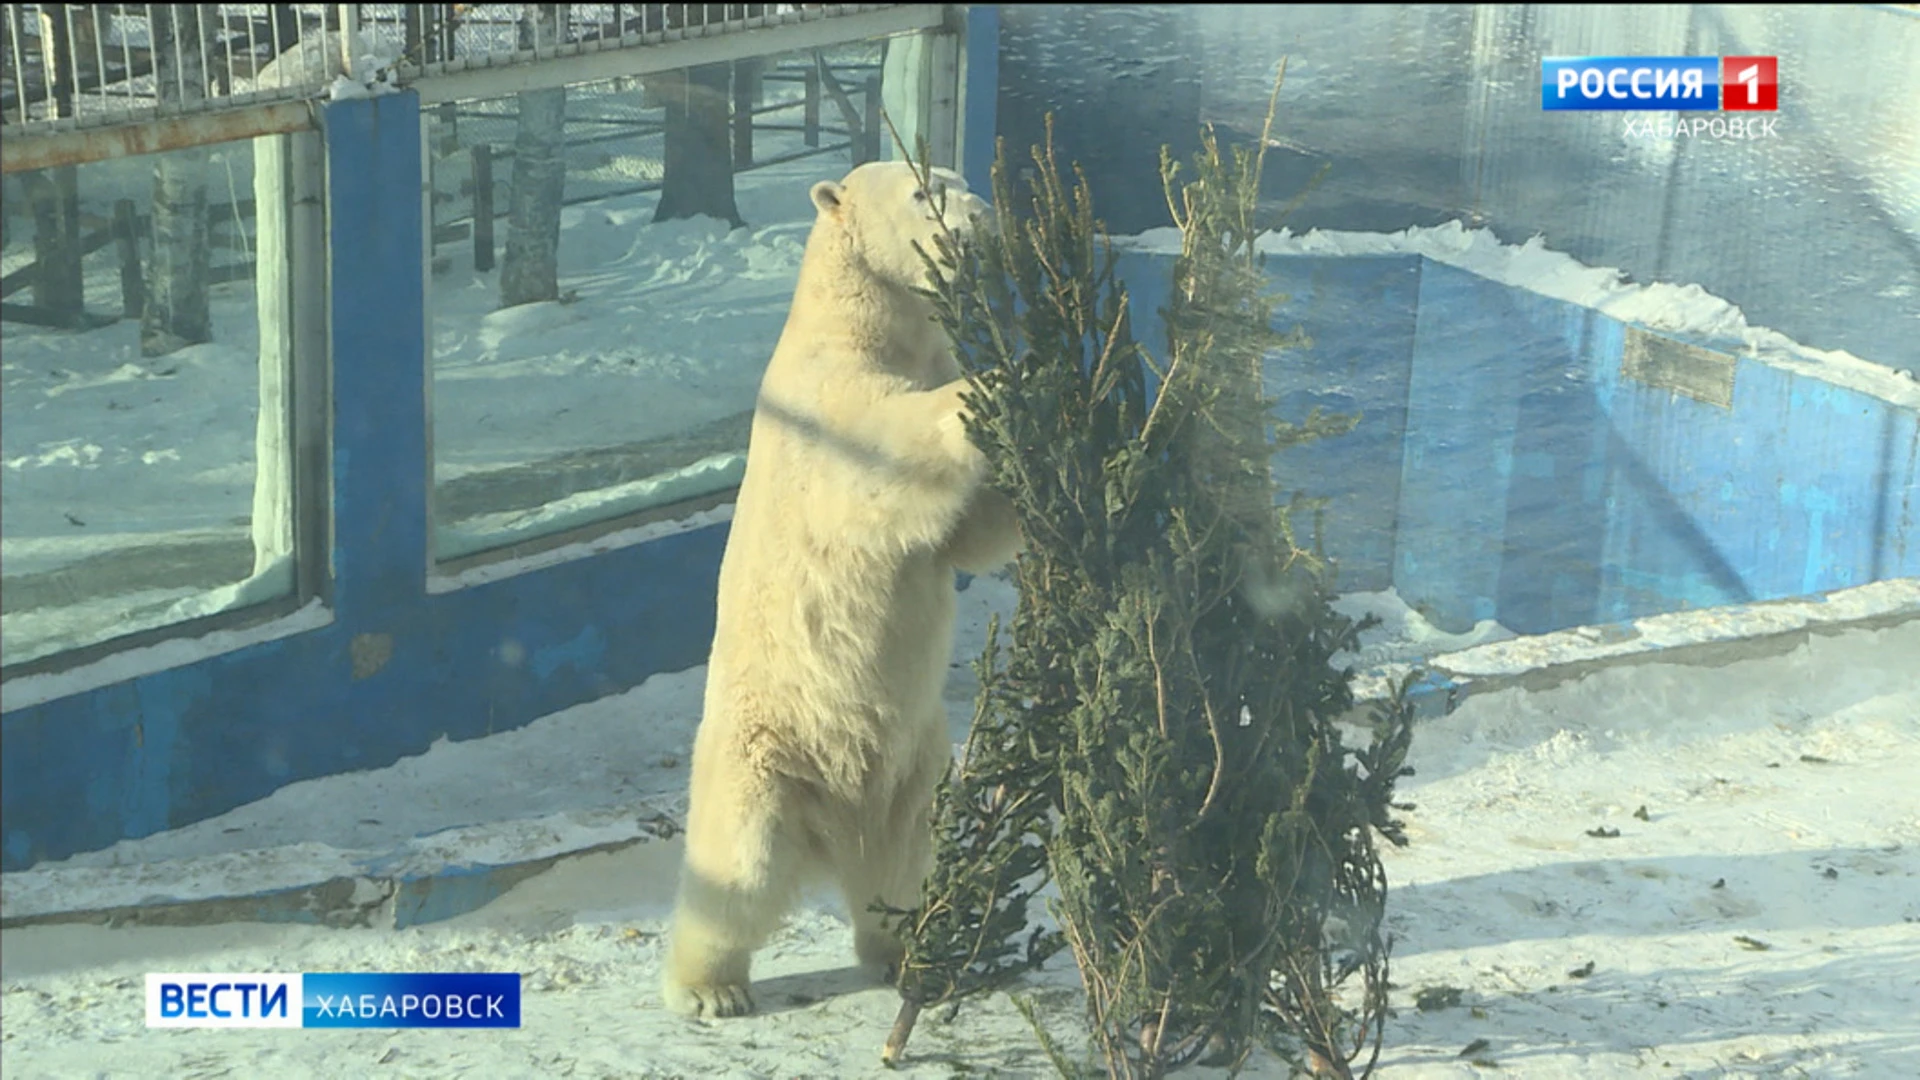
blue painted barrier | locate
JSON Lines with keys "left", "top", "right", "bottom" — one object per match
{"left": 961, "top": 5, "right": 1000, "bottom": 196}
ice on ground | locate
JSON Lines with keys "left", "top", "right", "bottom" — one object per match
{"left": 1332, "top": 588, "right": 1516, "bottom": 668}
{"left": 3, "top": 579, "right": 1917, "bottom": 1077}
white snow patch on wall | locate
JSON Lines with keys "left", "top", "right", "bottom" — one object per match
{"left": 1122, "top": 221, "right": 1920, "bottom": 408}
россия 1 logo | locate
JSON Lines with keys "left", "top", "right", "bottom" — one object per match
{"left": 1541, "top": 56, "right": 1778, "bottom": 111}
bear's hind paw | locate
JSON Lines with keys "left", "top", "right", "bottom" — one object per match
{"left": 663, "top": 978, "right": 756, "bottom": 1019}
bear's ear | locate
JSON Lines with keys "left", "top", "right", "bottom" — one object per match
{"left": 810, "top": 180, "right": 845, "bottom": 216}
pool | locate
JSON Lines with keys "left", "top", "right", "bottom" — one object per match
{"left": 1115, "top": 223, "right": 1920, "bottom": 711}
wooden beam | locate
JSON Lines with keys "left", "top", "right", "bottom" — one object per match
{"left": 2, "top": 101, "right": 316, "bottom": 175}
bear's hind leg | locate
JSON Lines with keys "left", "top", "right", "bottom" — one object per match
{"left": 836, "top": 749, "right": 944, "bottom": 983}
{"left": 662, "top": 782, "right": 803, "bottom": 1018}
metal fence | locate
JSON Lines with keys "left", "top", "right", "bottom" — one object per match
{"left": 2, "top": 4, "right": 910, "bottom": 135}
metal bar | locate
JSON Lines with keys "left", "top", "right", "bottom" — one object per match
{"left": 116, "top": 5, "right": 137, "bottom": 115}
{"left": 0, "top": 6, "right": 939, "bottom": 164}
{"left": 5, "top": 6, "right": 27, "bottom": 125}
{"left": 287, "top": 127, "right": 333, "bottom": 611}
{"left": 47, "top": 3, "right": 74, "bottom": 118}
{"left": 168, "top": 5, "right": 186, "bottom": 107}
{"left": 1, "top": 99, "right": 317, "bottom": 175}
{"left": 89, "top": 4, "right": 111, "bottom": 118}
{"left": 241, "top": 3, "right": 261, "bottom": 92}
{"left": 411, "top": 5, "right": 942, "bottom": 106}
{"left": 339, "top": 3, "right": 360, "bottom": 81}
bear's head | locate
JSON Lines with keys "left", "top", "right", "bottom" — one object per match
{"left": 808, "top": 162, "right": 988, "bottom": 293}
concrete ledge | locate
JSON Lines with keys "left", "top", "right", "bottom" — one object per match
{"left": 1350, "top": 577, "right": 1920, "bottom": 719}
{"left": 6, "top": 579, "right": 1911, "bottom": 934}
{"left": 0, "top": 820, "right": 675, "bottom": 932}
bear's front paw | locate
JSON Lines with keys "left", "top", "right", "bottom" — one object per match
{"left": 663, "top": 977, "right": 756, "bottom": 1018}
{"left": 937, "top": 412, "right": 984, "bottom": 469}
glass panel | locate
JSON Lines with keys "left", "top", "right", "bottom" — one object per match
{"left": 999, "top": 5, "right": 1919, "bottom": 652}
{"left": 428, "top": 30, "right": 936, "bottom": 561}
{"left": 1, "top": 137, "right": 300, "bottom": 669}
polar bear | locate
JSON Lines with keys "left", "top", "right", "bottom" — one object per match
{"left": 661, "top": 162, "right": 1020, "bottom": 1018}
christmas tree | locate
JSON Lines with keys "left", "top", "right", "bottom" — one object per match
{"left": 884, "top": 69, "right": 1418, "bottom": 1078}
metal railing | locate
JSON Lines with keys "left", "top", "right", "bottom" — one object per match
{"left": 2, "top": 4, "right": 914, "bottom": 134}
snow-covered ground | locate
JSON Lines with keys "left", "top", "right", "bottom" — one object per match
{"left": 3, "top": 574, "right": 1916, "bottom": 1077}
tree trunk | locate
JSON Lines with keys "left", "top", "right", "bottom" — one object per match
{"left": 651, "top": 5, "right": 752, "bottom": 229}
{"left": 499, "top": 4, "right": 569, "bottom": 308}
{"left": 26, "top": 168, "right": 85, "bottom": 321}
{"left": 142, "top": 5, "right": 216, "bottom": 358}
{"left": 653, "top": 63, "right": 744, "bottom": 228}
{"left": 27, "top": 6, "right": 85, "bottom": 323}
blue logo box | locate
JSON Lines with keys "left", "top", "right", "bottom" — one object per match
{"left": 1541, "top": 57, "right": 1721, "bottom": 111}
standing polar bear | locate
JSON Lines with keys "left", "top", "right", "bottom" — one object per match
{"left": 662, "top": 162, "right": 1021, "bottom": 1018}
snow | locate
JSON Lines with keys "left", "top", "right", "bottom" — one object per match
{"left": 4, "top": 572, "right": 1917, "bottom": 1076}
{"left": 1345, "top": 578, "right": 1920, "bottom": 707}
{"left": 436, "top": 454, "right": 743, "bottom": 562}
{"left": 0, "top": 117, "right": 824, "bottom": 667}
{"left": 1122, "top": 221, "right": 1920, "bottom": 410}
{"left": 426, "top": 503, "right": 734, "bottom": 594}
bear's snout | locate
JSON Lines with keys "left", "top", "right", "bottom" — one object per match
{"left": 938, "top": 190, "right": 991, "bottom": 238}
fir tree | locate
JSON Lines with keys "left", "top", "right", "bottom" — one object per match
{"left": 883, "top": 67, "right": 1417, "bottom": 1078}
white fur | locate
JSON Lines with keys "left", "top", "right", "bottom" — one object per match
{"left": 661, "top": 163, "right": 1021, "bottom": 1018}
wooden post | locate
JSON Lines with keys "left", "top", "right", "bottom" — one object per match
{"left": 28, "top": 168, "right": 85, "bottom": 321}
{"left": 859, "top": 73, "right": 883, "bottom": 166}
{"left": 114, "top": 198, "right": 144, "bottom": 318}
{"left": 249, "top": 131, "right": 295, "bottom": 583}
{"left": 437, "top": 101, "right": 458, "bottom": 158}
{"left": 732, "top": 59, "right": 755, "bottom": 169}
{"left": 31, "top": 5, "right": 85, "bottom": 322}
{"left": 803, "top": 65, "right": 820, "bottom": 147}
{"left": 404, "top": 3, "right": 423, "bottom": 70}
{"left": 471, "top": 142, "right": 494, "bottom": 272}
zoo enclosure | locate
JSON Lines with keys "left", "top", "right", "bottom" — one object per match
{"left": 7, "top": 3, "right": 1912, "bottom": 885}
{"left": 0, "top": 2, "right": 995, "bottom": 872}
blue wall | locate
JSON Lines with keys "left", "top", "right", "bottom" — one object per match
{"left": 1263, "top": 255, "right": 1917, "bottom": 635}
{"left": 960, "top": 4, "right": 1000, "bottom": 195}
{"left": 0, "top": 96, "right": 725, "bottom": 873}
{"left": 1115, "top": 247, "right": 1916, "bottom": 637}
